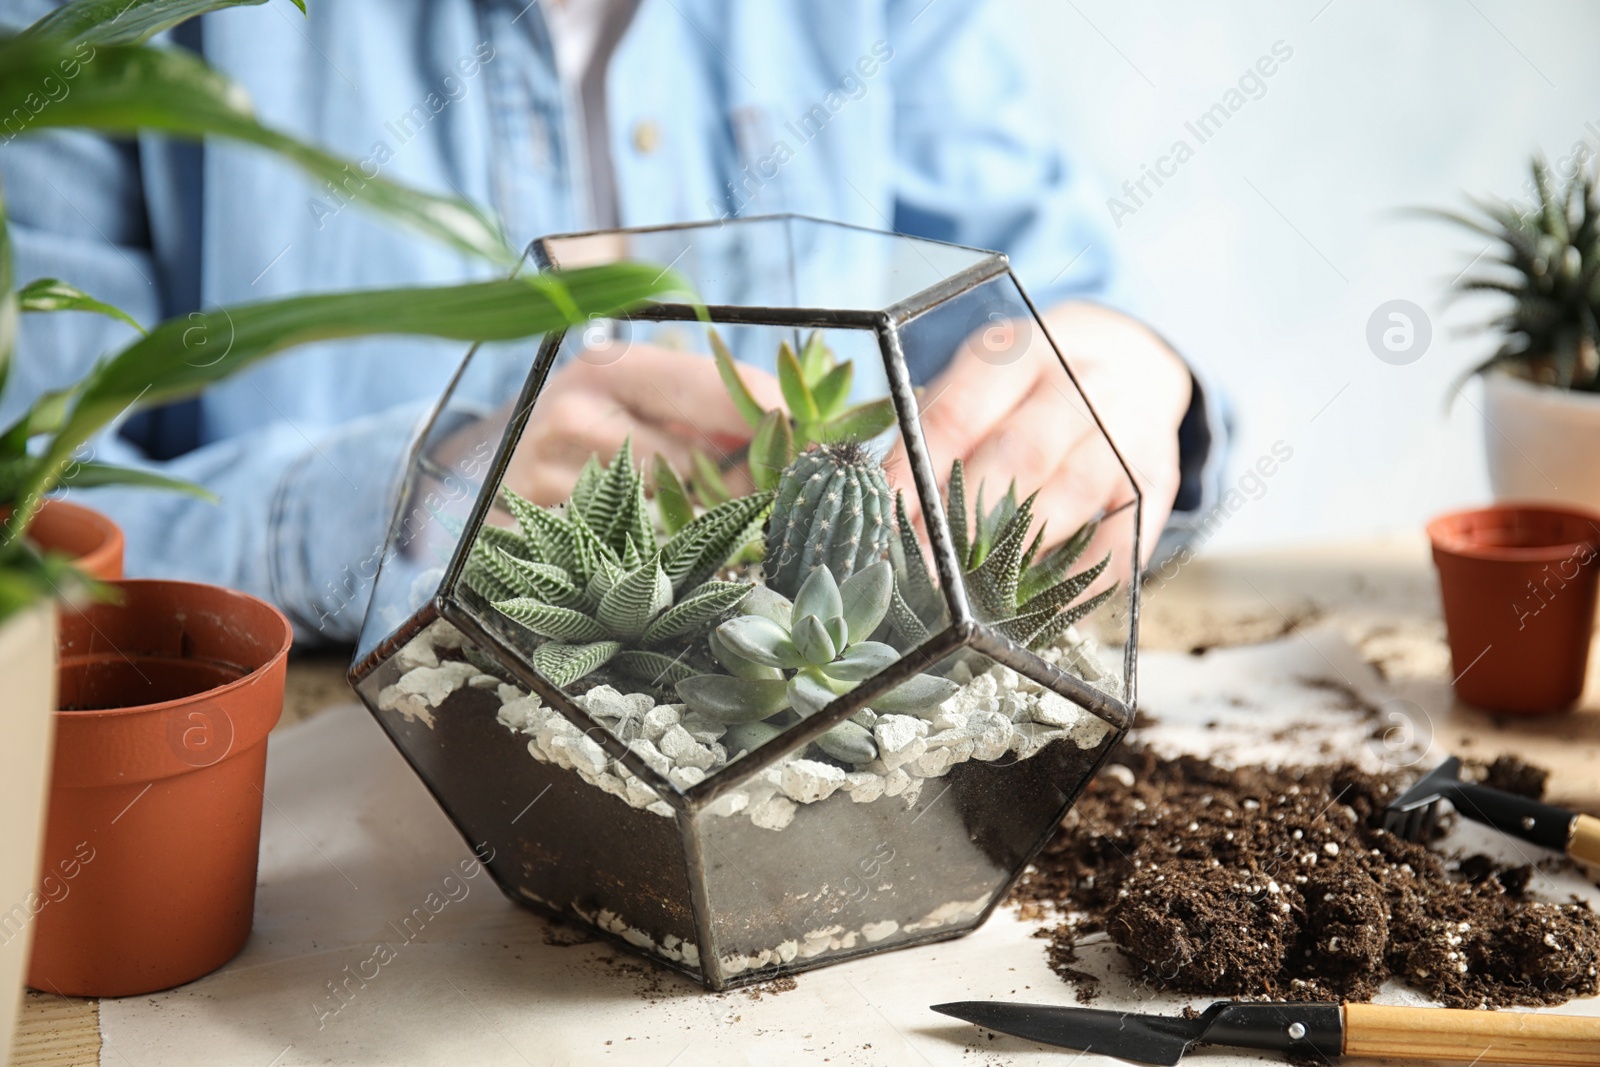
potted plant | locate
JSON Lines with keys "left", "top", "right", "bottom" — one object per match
{"left": 349, "top": 216, "right": 1140, "bottom": 990}
{"left": 1438, "top": 157, "right": 1600, "bottom": 508}
{"left": 1427, "top": 158, "right": 1600, "bottom": 714}
{"left": 0, "top": 0, "right": 683, "bottom": 1001}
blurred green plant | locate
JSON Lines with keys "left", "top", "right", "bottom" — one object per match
{"left": 1432, "top": 156, "right": 1600, "bottom": 392}
{"left": 0, "top": 0, "right": 683, "bottom": 624}
{"left": 668, "top": 329, "right": 899, "bottom": 511}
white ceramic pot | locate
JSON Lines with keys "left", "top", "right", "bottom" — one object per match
{"left": 0, "top": 602, "right": 56, "bottom": 1065}
{"left": 1481, "top": 370, "right": 1600, "bottom": 511}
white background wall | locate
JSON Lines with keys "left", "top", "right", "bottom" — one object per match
{"left": 1014, "top": 0, "right": 1600, "bottom": 549}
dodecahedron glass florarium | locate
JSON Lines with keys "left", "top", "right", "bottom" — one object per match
{"left": 349, "top": 215, "right": 1140, "bottom": 990}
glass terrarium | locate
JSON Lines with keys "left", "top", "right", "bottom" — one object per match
{"left": 349, "top": 215, "right": 1140, "bottom": 990}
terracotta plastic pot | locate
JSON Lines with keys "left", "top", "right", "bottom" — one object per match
{"left": 30, "top": 580, "right": 292, "bottom": 997}
{"left": 15, "top": 499, "right": 125, "bottom": 580}
{"left": 1428, "top": 504, "right": 1600, "bottom": 715}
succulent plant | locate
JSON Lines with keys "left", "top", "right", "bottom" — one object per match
{"left": 672, "top": 330, "right": 900, "bottom": 508}
{"left": 676, "top": 561, "right": 958, "bottom": 764}
{"left": 885, "top": 459, "right": 1116, "bottom": 652}
{"left": 763, "top": 441, "right": 894, "bottom": 599}
{"left": 1436, "top": 156, "right": 1600, "bottom": 391}
{"left": 464, "top": 440, "right": 771, "bottom": 689}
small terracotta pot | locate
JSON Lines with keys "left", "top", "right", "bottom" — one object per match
{"left": 30, "top": 580, "right": 291, "bottom": 997}
{"left": 14, "top": 499, "right": 125, "bottom": 580}
{"left": 1427, "top": 504, "right": 1600, "bottom": 714}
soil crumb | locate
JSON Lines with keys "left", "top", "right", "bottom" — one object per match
{"left": 741, "top": 976, "right": 799, "bottom": 1000}
{"left": 1011, "top": 748, "right": 1600, "bottom": 1008}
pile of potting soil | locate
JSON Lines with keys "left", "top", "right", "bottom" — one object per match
{"left": 1012, "top": 749, "right": 1600, "bottom": 1008}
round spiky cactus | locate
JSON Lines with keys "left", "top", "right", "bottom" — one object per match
{"left": 763, "top": 441, "right": 892, "bottom": 599}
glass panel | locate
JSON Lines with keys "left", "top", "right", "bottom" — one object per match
{"left": 446, "top": 320, "right": 940, "bottom": 783}
{"left": 895, "top": 274, "right": 1138, "bottom": 705}
{"left": 693, "top": 681, "right": 1120, "bottom": 983}
{"left": 350, "top": 616, "right": 702, "bottom": 977}
{"left": 536, "top": 215, "right": 995, "bottom": 314}
{"left": 355, "top": 336, "right": 547, "bottom": 660}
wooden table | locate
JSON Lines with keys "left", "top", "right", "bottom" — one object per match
{"left": 12, "top": 535, "right": 1600, "bottom": 1065}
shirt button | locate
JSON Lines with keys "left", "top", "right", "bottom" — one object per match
{"left": 632, "top": 120, "right": 660, "bottom": 155}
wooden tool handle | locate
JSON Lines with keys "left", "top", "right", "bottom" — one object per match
{"left": 1344, "top": 1003, "right": 1600, "bottom": 1065}
{"left": 1569, "top": 813, "right": 1600, "bottom": 868}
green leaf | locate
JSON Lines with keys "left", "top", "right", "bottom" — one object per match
{"left": 660, "top": 490, "right": 770, "bottom": 593}
{"left": 494, "top": 599, "right": 608, "bottom": 642}
{"left": 0, "top": 186, "right": 15, "bottom": 400}
{"left": 640, "top": 580, "right": 749, "bottom": 644}
{"left": 595, "top": 555, "right": 672, "bottom": 641}
{"left": 739, "top": 584, "right": 794, "bottom": 627}
{"left": 1019, "top": 520, "right": 1096, "bottom": 605}
{"left": 787, "top": 670, "right": 843, "bottom": 718}
{"left": 568, "top": 454, "right": 604, "bottom": 520}
{"left": 0, "top": 39, "right": 512, "bottom": 264}
{"left": 776, "top": 341, "right": 819, "bottom": 423}
{"left": 947, "top": 459, "right": 970, "bottom": 568}
{"left": 708, "top": 328, "right": 767, "bottom": 430}
{"left": 56, "top": 461, "right": 215, "bottom": 499}
{"left": 970, "top": 491, "right": 1037, "bottom": 615}
{"left": 747, "top": 409, "right": 793, "bottom": 492}
{"left": 12, "top": 264, "right": 679, "bottom": 534}
{"left": 809, "top": 360, "right": 853, "bottom": 420}
{"left": 611, "top": 649, "right": 698, "bottom": 689}
{"left": 533, "top": 640, "right": 622, "bottom": 688}
{"left": 819, "top": 640, "right": 899, "bottom": 682}
{"left": 816, "top": 398, "right": 896, "bottom": 444}
{"left": 716, "top": 614, "right": 805, "bottom": 669}
{"left": 792, "top": 563, "right": 843, "bottom": 627}
{"left": 586, "top": 437, "right": 637, "bottom": 549}
{"left": 790, "top": 613, "right": 837, "bottom": 666}
{"left": 709, "top": 627, "right": 783, "bottom": 681}
{"left": 489, "top": 551, "right": 586, "bottom": 610}
{"left": 689, "top": 447, "right": 731, "bottom": 507}
{"left": 886, "top": 584, "right": 931, "bottom": 649}
{"left": 799, "top": 330, "right": 831, "bottom": 386}
{"left": 502, "top": 491, "right": 579, "bottom": 574}
{"left": 18, "top": 278, "right": 145, "bottom": 334}
{"left": 873, "top": 673, "right": 959, "bottom": 715}
{"left": 674, "top": 674, "right": 791, "bottom": 724}
{"left": 20, "top": 0, "right": 289, "bottom": 45}
{"left": 650, "top": 454, "right": 694, "bottom": 536}
{"left": 1018, "top": 583, "right": 1119, "bottom": 651}
{"left": 838, "top": 559, "right": 892, "bottom": 645}
{"left": 891, "top": 490, "right": 937, "bottom": 605}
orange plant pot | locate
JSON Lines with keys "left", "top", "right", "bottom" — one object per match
{"left": 30, "top": 580, "right": 292, "bottom": 997}
{"left": 18, "top": 499, "right": 125, "bottom": 580}
{"left": 1427, "top": 504, "right": 1600, "bottom": 715}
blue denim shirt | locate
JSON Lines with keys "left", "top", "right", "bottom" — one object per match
{"left": 1, "top": 0, "right": 1221, "bottom": 641}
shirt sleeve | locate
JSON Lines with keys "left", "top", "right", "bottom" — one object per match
{"left": 884, "top": 0, "right": 1230, "bottom": 548}
{"left": 2, "top": 128, "right": 423, "bottom": 645}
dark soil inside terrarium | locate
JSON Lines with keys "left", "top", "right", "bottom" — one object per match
{"left": 1011, "top": 748, "right": 1600, "bottom": 1009}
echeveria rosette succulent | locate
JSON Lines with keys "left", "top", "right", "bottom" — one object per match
{"left": 464, "top": 438, "right": 771, "bottom": 689}
{"left": 675, "top": 561, "right": 958, "bottom": 764}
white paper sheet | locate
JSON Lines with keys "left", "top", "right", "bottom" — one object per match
{"left": 101, "top": 628, "right": 1600, "bottom": 1066}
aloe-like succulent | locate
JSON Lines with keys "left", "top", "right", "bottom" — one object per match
{"left": 763, "top": 440, "right": 894, "bottom": 599}
{"left": 1434, "top": 156, "right": 1600, "bottom": 391}
{"left": 464, "top": 440, "right": 771, "bottom": 689}
{"left": 885, "top": 459, "right": 1116, "bottom": 652}
{"left": 672, "top": 329, "right": 900, "bottom": 509}
{"left": 676, "top": 561, "right": 958, "bottom": 764}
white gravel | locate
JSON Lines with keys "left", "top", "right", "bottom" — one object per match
{"left": 381, "top": 619, "right": 1118, "bottom": 831}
